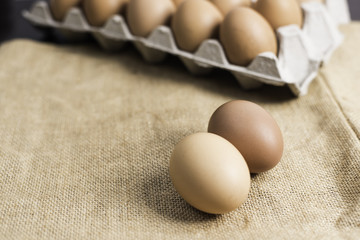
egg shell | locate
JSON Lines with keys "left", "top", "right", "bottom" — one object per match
{"left": 83, "top": 0, "right": 128, "bottom": 27}
{"left": 127, "top": 0, "right": 176, "bottom": 37}
{"left": 169, "top": 132, "right": 251, "bottom": 214}
{"left": 50, "top": 0, "right": 82, "bottom": 21}
{"left": 171, "top": 0, "right": 223, "bottom": 52}
{"left": 220, "top": 7, "right": 277, "bottom": 66}
{"left": 210, "top": 0, "right": 251, "bottom": 15}
{"left": 208, "top": 100, "right": 284, "bottom": 173}
{"left": 254, "top": 0, "right": 303, "bottom": 30}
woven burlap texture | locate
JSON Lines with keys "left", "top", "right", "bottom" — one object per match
{"left": 0, "top": 23, "right": 359, "bottom": 239}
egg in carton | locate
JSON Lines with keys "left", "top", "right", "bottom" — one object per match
{"left": 23, "top": 0, "right": 346, "bottom": 96}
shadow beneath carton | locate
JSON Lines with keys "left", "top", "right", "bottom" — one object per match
{"left": 128, "top": 51, "right": 296, "bottom": 104}
{"left": 159, "top": 56, "right": 296, "bottom": 104}
{"left": 55, "top": 40, "right": 297, "bottom": 103}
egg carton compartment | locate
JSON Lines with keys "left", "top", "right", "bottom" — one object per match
{"left": 23, "top": 0, "right": 344, "bottom": 96}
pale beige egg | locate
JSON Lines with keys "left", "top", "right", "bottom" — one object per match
{"left": 170, "top": 132, "right": 251, "bottom": 214}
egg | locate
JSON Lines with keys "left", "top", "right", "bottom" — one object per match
{"left": 210, "top": 0, "right": 251, "bottom": 15}
{"left": 220, "top": 7, "right": 277, "bottom": 66}
{"left": 171, "top": 0, "right": 223, "bottom": 52}
{"left": 50, "top": 0, "right": 82, "bottom": 21}
{"left": 83, "top": 0, "right": 128, "bottom": 27}
{"left": 169, "top": 132, "right": 250, "bottom": 214}
{"left": 127, "top": 0, "right": 176, "bottom": 37}
{"left": 254, "top": 0, "right": 303, "bottom": 30}
{"left": 208, "top": 100, "right": 283, "bottom": 173}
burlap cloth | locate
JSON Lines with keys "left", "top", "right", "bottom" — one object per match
{"left": 0, "top": 22, "right": 359, "bottom": 239}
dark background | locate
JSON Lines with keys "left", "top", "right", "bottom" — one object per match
{"left": 0, "top": 0, "right": 359, "bottom": 43}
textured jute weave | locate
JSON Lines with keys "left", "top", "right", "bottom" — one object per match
{"left": 0, "top": 23, "right": 359, "bottom": 239}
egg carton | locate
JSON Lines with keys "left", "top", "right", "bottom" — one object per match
{"left": 23, "top": 0, "right": 345, "bottom": 96}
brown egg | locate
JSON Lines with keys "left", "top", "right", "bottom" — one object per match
{"left": 127, "top": 0, "right": 176, "bottom": 37}
{"left": 208, "top": 100, "right": 284, "bottom": 173}
{"left": 171, "top": 0, "right": 223, "bottom": 52}
{"left": 220, "top": 7, "right": 277, "bottom": 66}
{"left": 254, "top": 0, "right": 303, "bottom": 30}
{"left": 50, "top": 0, "right": 82, "bottom": 21}
{"left": 170, "top": 132, "right": 251, "bottom": 214}
{"left": 83, "top": 0, "right": 128, "bottom": 27}
{"left": 210, "top": 0, "right": 251, "bottom": 15}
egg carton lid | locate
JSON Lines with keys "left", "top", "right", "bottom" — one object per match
{"left": 23, "top": 0, "right": 346, "bottom": 96}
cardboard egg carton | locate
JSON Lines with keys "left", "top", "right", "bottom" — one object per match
{"left": 23, "top": 0, "right": 347, "bottom": 96}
